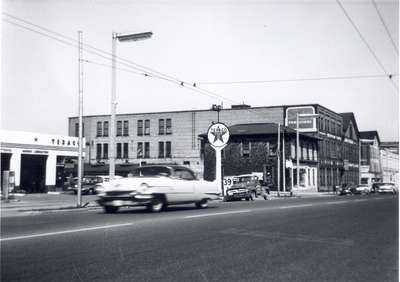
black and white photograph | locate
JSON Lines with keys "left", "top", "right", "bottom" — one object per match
{"left": 1, "top": 0, "right": 399, "bottom": 281}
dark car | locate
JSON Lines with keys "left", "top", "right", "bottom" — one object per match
{"left": 224, "top": 186, "right": 252, "bottom": 201}
{"left": 67, "top": 176, "right": 103, "bottom": 195}
{"left": 338, "top": 184, "right": 356, "bottom": 196}
{"left": 231, "top": 175, "right": 262, "bottom": 198}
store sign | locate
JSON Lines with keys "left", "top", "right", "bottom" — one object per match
{"left": 285, "top": 106, "right": 317, "bottom": 132}
{"left": 207, "top": 123, "right": 230, "bottom": 149}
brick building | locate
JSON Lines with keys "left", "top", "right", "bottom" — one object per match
{"left": 340, "top": 113, "right": 360, "bottom": 186}
{"left": 201, "top": 123, "right": 320, "bottom": 192}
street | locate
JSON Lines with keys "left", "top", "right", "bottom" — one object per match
{"left": 1, "top": 194, "right": 398, "bottom": 282}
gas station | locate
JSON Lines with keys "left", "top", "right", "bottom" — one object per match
{"left": 1, "top": 130, "right": 84, "bottom": 195}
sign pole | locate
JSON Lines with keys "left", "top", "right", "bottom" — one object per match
{"left": 207, "top": 122, "right": 230, "bottom": 198}
{"left": 215, "top": 147, "right": 223, "bottom": 196}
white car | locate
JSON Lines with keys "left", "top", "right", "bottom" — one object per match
{"left": 94, "top": 175, "right": 123, "bottom": 194}
{"left": 96, "top": 165, "right": 219, "bottom": 213}
{"left": 377, "top": 183, "right": 397, "bottom": 194}
{"left": 354, "top": 184, "right": 371, "bottom": 195}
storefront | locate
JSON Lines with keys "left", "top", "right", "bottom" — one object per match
{"left": 0, "top": 130, "right": 84, "bottom": 193}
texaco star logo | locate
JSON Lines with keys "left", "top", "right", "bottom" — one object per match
{"left": 207, "top": 123, "right": 230, "bottom": 148}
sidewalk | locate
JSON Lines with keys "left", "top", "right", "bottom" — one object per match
{"left": 1, "top": 191, "right": 337, "bottom": 217}
{"left": 1, "top": 193, "right": 99, "bottom": 217}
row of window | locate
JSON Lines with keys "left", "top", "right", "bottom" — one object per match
{"left": 94, "top": 119, "right": 172, "bottom": 137}
{"left": 317, "top": 116, "right": 342, "bottom": 136}
{"left": 95, "top": 141, "right": 172, "bottom": 160}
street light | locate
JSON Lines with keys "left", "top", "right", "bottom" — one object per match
{"left": 295, "top": 113, "right": 319, "bottom": 191}
{"left": 110, "top": 31, "right": 153, "bottom": 180}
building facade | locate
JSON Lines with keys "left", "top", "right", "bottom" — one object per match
{"left": 0, "top": 130, "right": 83, "bottom": 193}
{"left": 380, "top": 148, "right": 399, "bottom": 185}
{"left": 201, "top": 123, "right": 320, "bottom": 192}
{"left": 284, "top": 105, "right": 346, "bottom": 191}
{"left": 340, "top": 113, "right": 360, "bottom": 186}
{"left": 360, "top": 131, "right": 382, "bottom": 185}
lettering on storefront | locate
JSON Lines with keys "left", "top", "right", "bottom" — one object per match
{"left": 285, "top": 106, "right": 317, "bottom": 132}
{"left": 51, "top": 138, "right": 78, "bottom": 147}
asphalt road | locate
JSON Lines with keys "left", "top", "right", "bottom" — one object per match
{"left": 1, "top": 194, "right": 398, "bottom": 282}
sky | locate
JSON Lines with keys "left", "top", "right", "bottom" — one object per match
{"left": 1, "top": 0, "right": 399, "bottom": 141}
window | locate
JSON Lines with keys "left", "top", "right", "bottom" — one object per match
{"left": 325, "top": 119, "right": 329, "bottom": 132}
{"left": 97, "top": 121, "right": 102, "bottom": 137}
{"left": 158, "top": 142, "right": 164, "bottom": 158}
{"left": 291, "top": 143, "right": 296, "bottom": 159}
{"left": 166, "top": 141, "right": 171, "bottom": 158}
{"left": 242, "top": 141, "right": 250, "bottom": 157}
{"left": 144, "top": 142, "right": 150, "bottom": 158}
{"left": 123, "top": 143, "right": 128, "bottom": 159}
{"left": 318, "top": 118, "right": 323, "bottom": 131}
{"left": 137, "top": 142, "right": 143, "bottom": 158}
{"left": 123, "top": 121, "right": 129, "bottom": 136}
{"left": 103, "top": 143, "right": 108, "bottom": 159}
{"left": 117, "top": 121, "right": 122, "bottom": 136}
{"left": 137, "top": 120, "right": 143, "bottom": 136}
{"left": 75, "top": 123, "right": 79, "bottom": 137}
{"left": 159, "top": 119, "right": 165, "bottom": 135}
{"left": 166, "top": 119, "right": 172, "bottom": 134}
{"left": 103, "top": 121, "right": 109, "bottom": 137}
{"left": 96, "top": 144, "right": 102, "bottom": 159}
{"left": 144, "top": 120, "right": 150, "bottom": 135}
{"left": 116, "top": 143, "right": 122, "bottom": 159}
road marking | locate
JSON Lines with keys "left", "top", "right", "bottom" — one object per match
{"left": 0, "top": 223, "right": 133, "bottom": 242}
{"left": 280, "top": 204, "right": 314, "bottom": 209}
{"left": 184, "top": 210, "right": 252, "bottom": 219}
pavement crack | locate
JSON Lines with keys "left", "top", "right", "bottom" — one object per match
{"left": 198, "top": 268, "right": 209, "bottom": 282}
{"left": 72, "top": 263, "right": 83, "bottom": 282}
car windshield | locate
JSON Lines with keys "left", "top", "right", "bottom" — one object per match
{"left": 132, "top": 166, "right": 171, "bottom": 177}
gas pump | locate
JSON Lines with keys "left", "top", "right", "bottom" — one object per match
{"left": 2, "top": 171, "right": 15, "bottom": 201}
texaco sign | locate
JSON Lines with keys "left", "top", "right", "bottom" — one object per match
{"left": 207, "top": 123, "right": 230, "bottom": 149}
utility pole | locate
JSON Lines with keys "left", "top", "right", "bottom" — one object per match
{"left": 296, "top": 114, "right": 300, "bottom": 190}
{"left": 282, "top": 127, "right": 286, "bottom": 193}
{"left": 110, "top": 32, "right": 117, "bottom": 180}
{"left": 277, "top": 123, "right": 281, "bottom": 196}
{"left": 77, "top": 31, "right": 83, "bottom": 207}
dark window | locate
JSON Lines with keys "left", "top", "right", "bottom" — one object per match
{"left": 137, "top": 120, "right": 143, "bottom": 136}
{"left": 117, "top": 121, "right": 122, "bottom": 136}
{"left": 242, "top": 141, "right": 250, "bottom": 157}
{"left": 325, "top": 119, "right": 329, "bottom": 132}
{"left": 103, "top": 143, "right": 108, "bottom": 159}
{"left": 158, "top": 142, "right": 164, "bottom": 158}
{"left": 123, "top": 121, "right": 129, "bottom": 136}
{"left": 123, "top": 143, "right": 128, "bottom": 159}
{"left": 103, "top": 121, "right": 109, "bottom": 137}
{"left": 97, "top": 121, "right": 102, "bottom": 137}
{"left": 117, "top": 143, "right": 122, "bottom": 159}
{"left": 159, "top": 119, "right": 165, "bottom": 135}
{"left": 166, "top": 119, "right": 172, "bottom": 135}
{"left": 75, "top": 123, "right": 79, "bottom": 137}
{"left": 96, "top": 144, "right": 102, "bottom": 159}
{"left": 137, "top": 142, "right": 143, "bottom": 158}
{"left": 166, "top": 141, "right": 171, "bottom": 158}
{"left": 144, "top": 120, "right": 150, "bottom": 135}
{"left": 144, "top": 142, "right": 150, "bottom": 158}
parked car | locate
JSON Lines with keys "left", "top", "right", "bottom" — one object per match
{"left": 231, "top": 175, "right": 262, "bottom": 198}
{"left": 338, "top": 184, "right": 355, "bottom": 196}
{"left": 354, "top": 184, "right": 372, "bottom": 195}
{"left": 225, "top": 187, "right": 252, "bottom": 201}
{"left": 376, "top": 183, "right": 397, "bottom": 194}
{"left": 96, "top": 165, "right": 219, "bottom": 213}
{"left": 67, "top": 176, "right": 101, "bottom": 195}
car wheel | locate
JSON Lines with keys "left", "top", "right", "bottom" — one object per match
{"left": 104, "top": 206, "right": 119, "bottom": 213}
{"left": 245, "top": 197, "right": 250, "bottom": 201}
{"left": 147, "top": 196, "right": 165, "bottom": 212}
{"left": 195, "top": 199, "right": 208, "bottom": 209}
{"left": 263, "top": 195, "right": 268, "bottom": 200}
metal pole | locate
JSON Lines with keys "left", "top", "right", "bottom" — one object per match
{"left": 77, "top": 31, "right": 83, "bottom": 207}
{"left": 296, "top": 114, "right": 300, "bottom": 190}
{"left": 216, "top": 148, "right": 223, "bottom": 196}
{"left": 277, "top": 123, "right": 280, "bottom": 195}
{"left": 110, "top": 32, "right": 117, "bottom": 180}
{"left": 282, "top": 127, "right": 286, "bottom": 193}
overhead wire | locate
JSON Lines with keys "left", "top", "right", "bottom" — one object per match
{"left": 336, "top": 0, "right": 398, "bottom": 92}
{"left": 371, "top": 0, "right": 399, "bottom": 56}
{"left": 194, "top": 74, "right": 397, "bottom": 85}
